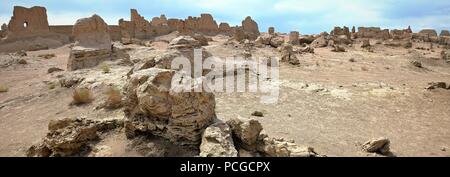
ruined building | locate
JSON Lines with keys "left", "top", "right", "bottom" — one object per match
{"left": 0, "top": 6, "right": 70, "bottom": 52}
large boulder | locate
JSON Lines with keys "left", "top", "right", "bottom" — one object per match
{"left": 124, "top": 68, "right": 216, "bottom": 145}
{"left": 200, "top": 122, "right": 238, "bottom": 157}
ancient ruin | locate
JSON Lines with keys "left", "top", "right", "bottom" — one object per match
{"left": 67, "top": 15, "right": 112, "bottom": 71}
{"left": 1, "top": 3, "right": 450, "bottom": 159}
{"left": 0, "top": 6, "right": 70, "bottom": 52}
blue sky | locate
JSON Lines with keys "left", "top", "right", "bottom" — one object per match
{"left": 0, "top": 0, "right": 449, "bottom": 34}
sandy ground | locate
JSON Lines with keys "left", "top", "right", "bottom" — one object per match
{"left": 1, "top": 36, "right": 450, "bottom": 157}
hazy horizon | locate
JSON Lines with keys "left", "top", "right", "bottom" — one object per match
{"left": 0, "top": 0, "right": 449, "bottom": 34}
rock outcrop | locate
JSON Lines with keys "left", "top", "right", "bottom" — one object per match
{"left": 226, "top": 117, "right": 319, "bottom": 157}
{"left": 361, "top": 137, "right": 391, "bottom": 155}
{"left": 123, "top": 68, "right": 216, "bottom": 145}
{"left": 68, "top": 14, "right": 113, "bottom": 71}
{"left": 200, "top": 122, "right": 238, "bottom": 157}
{"left": 27, "top": 118, "right": 123, "bottom": 157}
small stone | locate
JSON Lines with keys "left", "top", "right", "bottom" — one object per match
{"left": 48, "top": 67, "right": 64, "bottom": 73}
{"left": 362, "top": 137, "right": 391, "bottom": 155}
{"left": 251, "top": 111, "right": 264, "bottom": 117}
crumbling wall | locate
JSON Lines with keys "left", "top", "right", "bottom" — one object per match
{"left": 331, "top": 26, "right": 350, "bottom": 39}
{"left": 0, "top": 6, "right": 70, "bottom": 52}
{"left": 108, "top": 25, "right": 122, "bottom": 41}
{"left": 7, "top": 6, "right": 50, "bottom": 38}
{"left": 356, "top": 27, "right": 390, "bottom": 39}
{"left": 390, "top": 27, "right": 412, "bottom": 40}
{"left": 242, "top": 16, "right": 260, "bottom": 40}
{"left": 412, "top": 29, "right": 439, "bottom": 43}
{"left": 219, "top": 23, "right": 233, "bottom": 36}
{"left": 0, "top": 24, "right": 7, "bottom": 38}
{"left": 49, "top": 25, "right": 73, "bottom": 39}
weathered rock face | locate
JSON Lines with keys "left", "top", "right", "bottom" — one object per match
{"left": 200, "top": 122, "right": 238, "bottom": 157}
{"left": 226, "top": 117, "right": 319, "bottom": 157}
{"left": 356, "top": 27, "right": 390, "bottom": 39}
{"left": 241, "top": 16, "right": 260, "bottom": 40}
{"left": 289, "top": 31, "right": 300, "bottom": 45}
{"left": 68, "top": 15, "right": 112, "bottom": 71}
{"left": 124, "top": 68, "right": 216, "bottom": 145}
{"left": 257, "top": 135, "right": 318, "bottom": 157}
{"left": 27, "top": 118, "right": 123, "bottom": 157}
